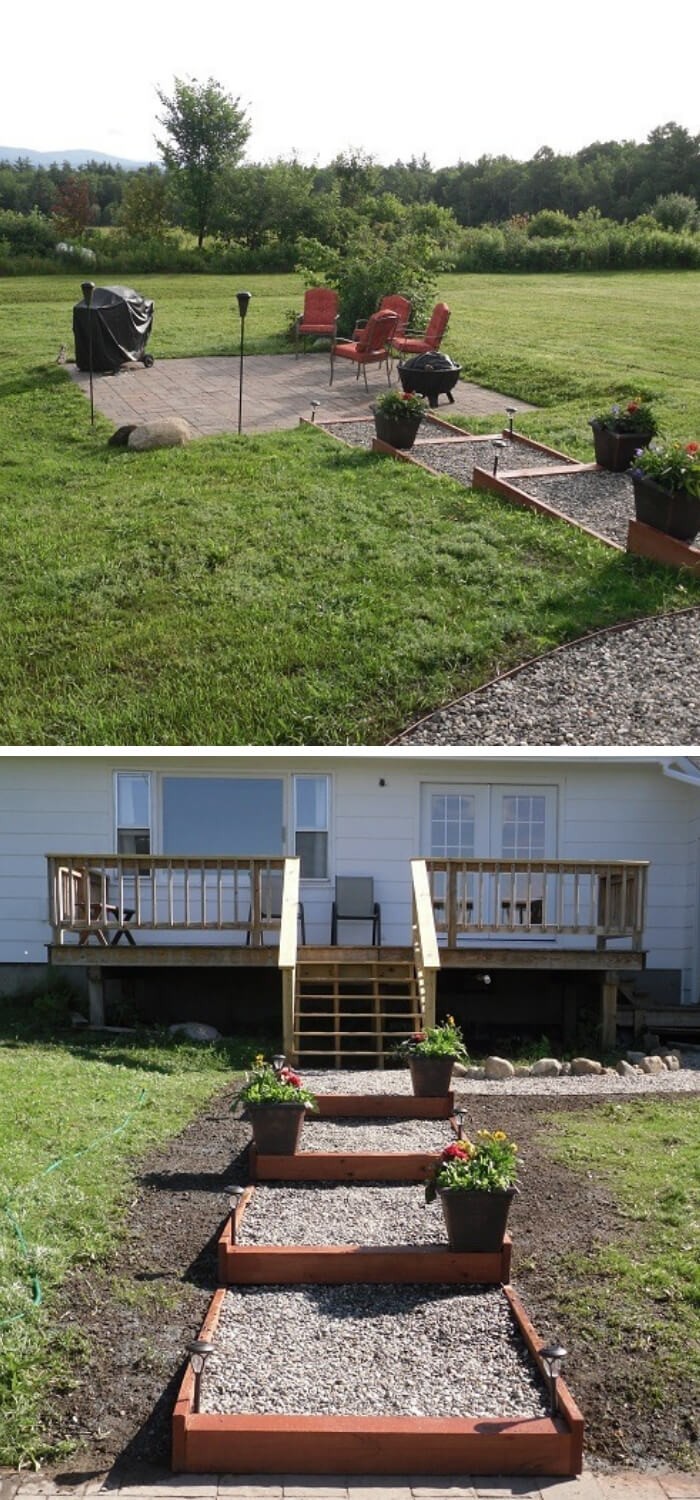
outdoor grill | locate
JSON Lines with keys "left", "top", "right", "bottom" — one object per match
{"left": 398, "top": 352, "right": 461, "bottom": 407}
{"left": 73, "top": 285, "right": 155, "bottom": 374}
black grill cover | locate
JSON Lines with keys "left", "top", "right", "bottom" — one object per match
{"left": 73, "top": 285, "right": 154, "bottom": 373}
{"left": 400, "top": 353, "right": 458, "bottom": 372}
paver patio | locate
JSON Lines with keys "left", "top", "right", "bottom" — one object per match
{"left": 68, "top": 355, "right": 535, "bottom": 436}
{"left": 4, "top": 1470, "right": 700, "bottom": 1500}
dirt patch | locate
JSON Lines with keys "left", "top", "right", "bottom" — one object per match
{"left": 42, "top": 1089, "right": 698, "bottom": 1479}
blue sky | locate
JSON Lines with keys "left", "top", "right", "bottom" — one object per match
{"left": 4, "top": 0, "right": 698, "bottom": 167}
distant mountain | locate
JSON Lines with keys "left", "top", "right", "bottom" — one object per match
{"left": 0, "top": 146, "right": 155, "bottom": 169}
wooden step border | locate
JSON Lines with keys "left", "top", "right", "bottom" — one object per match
{"left": 312, "top": 1091, "right": 454, "bottom": 1118}
{"left": 250, "top": 1144, "right": 438, "bottom": 1182}
{"left": 172, "top": 1284, "right": 584, "bottom": 1476}
{"left": 217, "top": 1185, "right": 511, "bottom": 1285}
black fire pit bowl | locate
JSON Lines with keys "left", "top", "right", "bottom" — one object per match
{"left": 398, "top": 353, "right": 461, "bottom": 407}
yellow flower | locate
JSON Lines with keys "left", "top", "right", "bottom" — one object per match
{"left": 493, "top": 1131, "right": 507, "bottom": 1141}
{"left": 446, "top": 1014, "right": 455, "bottom": 1026}
{"left": 254, "top": 1053, "right": 265, "bottom": 1066}
{"left": 477, "top": 1128, "right": 492, "bottom": 1138}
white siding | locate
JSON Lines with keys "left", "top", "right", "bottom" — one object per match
{"left": 0, "top": 755, "right": 697, "bottom": 985}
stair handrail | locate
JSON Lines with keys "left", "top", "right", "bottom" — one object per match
{"left": 411, "top": 858, "right": 440, "bottom": 1030}
{"left": 278, "top": 857, "right": 301, "bottom": 1059}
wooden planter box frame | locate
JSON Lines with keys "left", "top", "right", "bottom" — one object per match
{"left": 250, "top": 1143, "right": 438, "bottom": 1182}
{"left": 313, "top": 1091, "right": 454, "bottom": 1118}
{"left": 217, "top": 1185, "right": 512, "bottom": 1285}
{"left": 172, "top": 1284, "right": 584, "bottom": 1476}
{"left": 627, "top": 517, "right": 700, "bottom": 576}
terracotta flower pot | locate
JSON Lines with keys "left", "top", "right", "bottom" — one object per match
{"left": 409, "top": 1054, "right": 455, "bottom": 1097}
{"left": 632, "top": 475, "right": 700, "bottom": 543}
{"left": 246, "top": 1101, "right": 307, "bottom": 1154}
{"left": 438, "top": 1186, "right": 516, "bottom": 1252}
{"left": 590, "top": 422, "right": 653, "bottom": 472}
{"left": 373, "top": 409, "right": 423, "bottom": 450}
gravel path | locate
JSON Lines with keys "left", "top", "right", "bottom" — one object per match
{"left": 203, "top": 1285, "right": 549, "bottom": 1418}
{"left": 305, "top": 1063, "right": 700, "bottom": 1097}
{"left": 239, "top": 1183, "right": 446, "bottom": 1245}
{"left": 520, "top": 469, "right": 633, "bottom": 546}
{"left": 394, "top": 607, "right": 700, "bottom": 744}
{"left": 319, "top": 417, "right": 467, "bottom": 450}
{"left": 298, "top": 1118, "right": 447, "bottom": 1152}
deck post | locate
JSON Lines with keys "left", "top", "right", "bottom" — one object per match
{"left": 87, "top": 965, "right": 105, "bottom": 1026}
{"left": 601, "top": 973, "right": 618, "bottom": 1050}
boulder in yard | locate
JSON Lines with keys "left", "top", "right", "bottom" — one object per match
{"left": 617, "top": 1059, "right": 638, "bottom": 1077}
{"left": 641, "top": 1054, "right": 667, "bottom": 1074}
{"left": 571, "top": 1057, "right": 604, "bottom": 1076}
{"left": 531, "top": 1058, "right": 562, "bottom": 1077}
{"left": 484, "top": 1055, "right": 515, "bottom": 1079}
{"left": 169, "top": 1022, "right": 221, "bottom": 1042}
{"left": 127, "top": 417, "right": 194, "bottom": 451}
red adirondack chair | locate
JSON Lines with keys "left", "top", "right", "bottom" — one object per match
{"left": 295, "top": 288, "right": 340, "bottom": 357}
{"left": 329, "top": 309, "right": 398, "bottom": 389}
{"left": 352, "top": 293, "right": 411, "bottom": 344}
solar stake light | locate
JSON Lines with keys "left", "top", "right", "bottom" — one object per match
{"left": 227, "top": 1185, "right": 246, "bottom": 1243}
{"left": 310, "top": 400, "right": 320, "bottom": 422}
{"left": 187, "top": 1339, "right": 214, "bottom": 1413}
{"left": 492, "top": 439, "right": 507, "bottom": 476}
{"left": 235, "top": 290, "right": 252, "bottom": 435}
{"left": 539, "top": 1341, "right": 568, "bottom": 1414}
{"left": 273, "top": 1053, "right": 286, "bottom": 1073}
{"left": 453, "top": 1108, "right": 465, "bottom": 1139}
{"left": 505, "top": 405, "right": 517, "bottom": 437}
{"left": 81, "top": 280, "right": 96, "bottom": 426}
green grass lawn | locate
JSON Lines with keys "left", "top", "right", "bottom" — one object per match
{"left": 1, "top": 271, "right": 699, "bottom": 743}
{"left": 544, "top": 1097, "right": 700, "bottom": 1462}
{"left": 0, "top": 1003, "right": 262, "bottom": 1466}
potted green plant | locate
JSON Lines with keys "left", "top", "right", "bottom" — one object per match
{"left": 398, "top": 1015, "right": 469, "bottom": 1096}
{"left": 630, "top": 438, "right": 700, "bottom": 542}
{"left": 589, "top": 397, "right": 657, "bottom": 471}
{"left": 372, "top": 389, "right": 427, "bottom": 450}
{"left": 233, "top": 1055, "right": 317, "bottom": 1154}
{"left": 425, "top": 1129, "right": 519, "bottom": 1252}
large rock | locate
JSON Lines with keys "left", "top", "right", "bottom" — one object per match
{"left": 571, "top": 1057, "right": 604, "bottom": 1076}
{"left": 514, "top": 1064, "right": 532, "bottom": 1077}
{"left": 662, "top": 1054, "right": 680, "bottom": 1071}
{"left": 617, "top": 1059, "right": 638, "bottom": 1077}
{"left": 641, "top": 1055, "right": 667, "bottom": 1074}
{"left": 531, "top": 1058, "right": 562, "bottom": 1077}
{"left": 484, "top": 1056, "right": 515, "bottom": 1080}
{"left": 169, "top": 1022, "right": 221, "bottom": 1042}
{"left": 461, "top": 1065, "right": 486, "bottom": 1080}
{"left": 626, "top": 1050, "right": 646, "bottom": 1065}
{"left": 128, "top": 417, "right": 194, "bottom": 451}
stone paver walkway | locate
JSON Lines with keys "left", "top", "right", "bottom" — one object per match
{"left": 4, "top": 1470, "right": 700, "bottom": 1499}
{"left": 68, "top": 356, "right": 535, "bottom": 437}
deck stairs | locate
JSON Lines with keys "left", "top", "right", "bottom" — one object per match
{"left": 292, "top": 946, "right": 422, "bottom": 1068}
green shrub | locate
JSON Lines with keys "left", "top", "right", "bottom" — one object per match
{"left": 0, "top": 209, "right": 57, "bottom": 257}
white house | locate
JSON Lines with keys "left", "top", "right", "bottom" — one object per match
{"left": 1, "top": 749, "right": 699, "bottom": 1057}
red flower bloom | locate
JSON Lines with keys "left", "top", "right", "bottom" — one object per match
{"left": 626, "top": 402, "right": 639, "bottom": 413}
{"left": 686, "top": 441, "right": 699, "bottom": 454}
{"left": 402, "top": 389, "right": 415, "bottom": 399}
{"left": 281, "top": 1067, "right": 302, "bottom": 1087}
{"left": 441, "top": 1141, "right": 470, "bottom": 1159}
{"left": 411, "top": 1031, "right": 426, "bottom": 1042}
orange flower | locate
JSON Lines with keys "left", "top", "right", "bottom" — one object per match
{"left": 686, "top": 441, "right": 699, "bottom": 454}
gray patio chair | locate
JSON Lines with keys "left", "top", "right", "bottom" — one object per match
{"left": 246, "top": 870, "right": 306, "bottom": 945}
{"left": 330, "top": 876, "right": 381, "bottom": 945}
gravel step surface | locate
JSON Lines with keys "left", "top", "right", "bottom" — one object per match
{"left": 240, "top": 1183, "right": 446, "bottom": 1245}
{"left": 203, "top": 1285, "right": 548, "bottom": 1418}
{"left": 319, "top": 417, "right": 467, "bottom": 450}
{"left": 395, "top": 607, "right": 700, "bottom": 745}
{"left": 415, "top": 438, "right": 575, "bottom": 486}
{"left": 518, "top": 468, "right": 633, "bottom": 546}
{"left": 303, "top": 1066, "right": 700, "bottom": 1097}
{"left": 306, "top": 1069, "right": 414, "bottom": 1095}
{"left": 299, "top": 1118, "right": 447, "bottom": 1152}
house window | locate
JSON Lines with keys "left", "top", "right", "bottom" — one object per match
{"left": 116, "top": 773, "right": 151, "bottom": 853}
{"left": 161, "top": 778, "right": 284, "bottom": 856}
{"left": 293, "top": 776, "right": 329, "bottom": 878}
{"left": 500, "top": 795, "right": 547, "bottom": 859}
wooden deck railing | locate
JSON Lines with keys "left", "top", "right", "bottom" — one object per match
{"left": 278, "top": 858, "right": 300, "bottom": 1057}
{"left": 410, "top": 858, "right": 440, "bottom": 1028}
{"left": 423, "top": 858, "right": 648, "bottom": 949}
{"left": 47, "top": 854, "right": 297, "bottom": 948}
